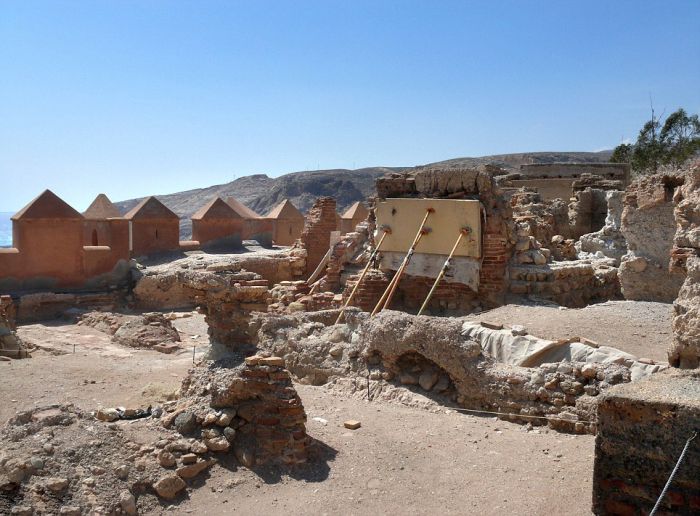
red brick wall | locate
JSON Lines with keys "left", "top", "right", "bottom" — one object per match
{"left": 300, "top": 197, "right": 337, "bottom": 276}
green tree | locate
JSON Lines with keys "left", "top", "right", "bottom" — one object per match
{"left": 611, "top": 107, "right": 700, "bottom": 175}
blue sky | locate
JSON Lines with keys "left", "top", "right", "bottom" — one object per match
{"left": 1, "top": 1, "right": 699, "bottom": 211}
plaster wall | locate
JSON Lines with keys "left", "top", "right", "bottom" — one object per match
{"left": 192, "top": 218, "right": 244, "bottom": 245}
{"left": 375, "top": 198, "right": 481, "bottom": 257}
{"left": 272, "top": 219, "right": 304, "bottom": 246}
{"left": 129, "top": 219, "right": 180, "bottom": 256}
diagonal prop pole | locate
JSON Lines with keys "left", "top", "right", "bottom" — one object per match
{"left": 335, "top": 226, "right": 391, "bottom": 325}
{"left": 371, "top": 208, "right": 434, "bottom": 317}
{"left": 417, "top": 228, "right": 470, "bottom": 316}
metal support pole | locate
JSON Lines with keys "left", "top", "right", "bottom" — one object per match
{"left": 417, "top": 228, "right": 470, "bottom": 316}
{"left": 334, "top": 227, "right": 390, "bottom": 324}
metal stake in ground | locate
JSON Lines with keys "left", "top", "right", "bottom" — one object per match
{"left": 417, "top": 227, "right": 470, "bottom": 316}
{"left": 334, "top": 226, "right": 391, "bottom": 325}
{"left": 371, "top": 208, "right": 434, "bottom": 317}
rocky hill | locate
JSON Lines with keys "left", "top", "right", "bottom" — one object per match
{"left": 115, "top": 151, "right": 612, "bottom": 239}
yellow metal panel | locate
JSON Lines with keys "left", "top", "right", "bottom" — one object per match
{"left": 375, "top": 198, "right": 481, "bottom": 257}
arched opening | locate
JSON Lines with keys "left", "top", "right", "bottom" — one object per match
{"left": 155, "top": 229, "right": 159, "bottom": 240}
{"left": 91, "top": 229, "right": 98, "bottom": 246}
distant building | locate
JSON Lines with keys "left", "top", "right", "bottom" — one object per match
{"left": 266, "top": 199, "right": 304, "bottom": 246}
{"left": 339, "top": 201, "right": 369, "bottom": 234}
{"left": 124, "top": 196, "right": 180, "bottom": 256}
{"left": 191, "top": 197, "right": 243, "bottom": 245}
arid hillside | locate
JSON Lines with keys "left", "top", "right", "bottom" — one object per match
{"left": 115, "top": 151, "right": 612, "bottom": 239}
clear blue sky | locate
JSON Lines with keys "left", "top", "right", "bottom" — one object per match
{"left": 1, "top": 1, "right": 699, "bottom": 211}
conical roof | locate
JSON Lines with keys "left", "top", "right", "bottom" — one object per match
{"left": 83, "top": 194, "right": 122, "bottom": 219}
{"left": 124, "top": 196, "right": 179, "bottom": 220}
{"left": 341, "top": 201, "right": 369, "bottom": 219}
{"left": 12, "top": 189, "right": 83, "bottom": 220}
{"left": 224, "top": 197, "right": 260, "bottom": 219}
{"left": 191, "top": 197, "right": 242, "bottom": 220}
{"left": 266, "top": 199, "right": 303, "bottom": 220}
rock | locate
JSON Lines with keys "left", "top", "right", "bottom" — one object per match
{"left": 433, "top": 375, "right": 450, "bottom": 393}
{"left": 581, "top": 364, "right": 597, "bottom": 379}
{"left": 42, "top": 444, "right": 54, "bottom": 454}
{"left": 234, "top": 445, "right": 255, "bottom": 468}
{"left": 204, "top": 437, "right": 230, "bottom": 452}
{"left": 190, "top": 441, "right": 208, "bottom": 454}
{"left": 176, "top": 459, "right": 215, "bottom": 479}
{"left": 511, "top": 325, "right": 528, "bottom": 336}
{"left": 223, "top": 427, "right": 236, "bottom": 443}
{"left": 10, "top": 507, "right": 33, "bottom": 516}
{"left": 115, "top": 464, "right": 130, "bottom": 480}
{"left": 201, "top": 428, "right": 221, "bottom": 439}
{"left": 480, "top": 321, "right": 503, "bottom": 330}
{"left": 261, "top": 356, "right": 285, "bottom": 367}
{"left": 418, "top": 369, "right": 438, "bottom": 391}
{"left": 154, "top": 474, "right": 186, "bottom": 500}
{"left": 329, "top": 345, "right": 343, "bottom": 358}
{"left": 45, "top": 477, "right": 69, "bottom": 493}
{"left": 216, "top": 409, "right": 235, "bottom": 427}
{"left": 157, "top": 450, "right": 176, "bottom": 468}
{"left": 166, "top": 440, "right": 191, "bottom": 453}
{"left": 344, "top": 420, "right": 361, "bottom": 430}
{"left": 399, "top": 373, "right": 417, "bottom": 385}
{"left": 530, "top": 371, "right": 545, "bottom": 384}
{"left": 181, "top": 453, "right": 197, "bottom": 465}
{"left": 59, "top": 507, "right": 81, "bottom": 516}
{"left": 202, "top": 413, "right": 218, "bottom": 426}
{"left": 119, "top": 490, "right": 137, "bottom": 515}
{"left": 96, "top": 408, "right": 120, "bottom": 422}
{"left": 174, "top": 411, "right": 197, "bottom": 435}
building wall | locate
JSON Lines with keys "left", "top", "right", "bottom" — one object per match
{"left": 508, "top": 178, "right": 575, "bottom": 201}
{"left": 192, "top": 218, "right": 244, "bottom": 245}
{"left": 130, "top": 219, "right": 180, "bottom": 256}
{"left": 300, "top": 197, "right": 337, "bottom": 276}
{"left": 520, "top": 163, "right": 630, "bottom": 183}
{"left": 273, "top": 218, "right": 305, "bottom": 246}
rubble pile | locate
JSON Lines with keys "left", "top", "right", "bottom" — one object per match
{"left": 79, "top": 311, "right": 181, "bottom": 354}
{"left": 577, "top": 190, "right": 627, "bottom": 264}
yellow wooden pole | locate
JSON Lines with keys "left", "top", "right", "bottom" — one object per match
{"left": 417, "top": 228, "right": 469, "bottom": 316}
{"left": 371, "top": 208, "right": 434, "bottom": 317}
{"left": 334, "top": 228, "right": 390, "bottom": 324}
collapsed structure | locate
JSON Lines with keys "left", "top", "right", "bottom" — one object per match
{"left": 1, "top": 159, "right": 699, "bottom": 514}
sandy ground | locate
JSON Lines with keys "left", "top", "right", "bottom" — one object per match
{"left": 1, "top": 300, "right": 673, "bottom": 515}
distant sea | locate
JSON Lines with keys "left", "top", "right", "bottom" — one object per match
{"left": 0, "top": 212, "right": 12, "bottom": 248}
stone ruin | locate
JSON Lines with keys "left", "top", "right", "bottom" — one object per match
{"left": 2, "top": 158, "right": 700, "bottom": 514}
{"left": 0, "top": 356, "right": 309, "bottom": 513}
{"left": 0, "top": 295, "right": 28, "bottom": 360}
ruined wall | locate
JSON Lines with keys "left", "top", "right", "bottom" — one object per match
{"left": 0, "top": 295, "right": 28, "bottom": 359}
{"left": 373, "top": 165, "right": 515, "bottom": 310}
{"left": 300, "top": 197, "right": 337, "bottom": 276}
{"left": 619, "top": 172, "right": 687, "bottom": 303}
{"left": 670, "top": 162, "right": 700, "bottom": 368}
{"left": 577, "top": 190, "right": 627, "bottom": 264}
{"left": 593, "top": 369, "right": 700, "bottom": 514}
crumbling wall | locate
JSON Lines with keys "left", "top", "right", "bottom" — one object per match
{"left": 197, "top": 271, "right": 270, "bottom": 350}
{"left": 670, "top": 162, "right": 700, "bottom": 368}
{"left": 577, "top": 190, "right": 627, "bottom": 264}
{"left": 0, "top": 295, "right": 28, "bottom": 359}
{"left": 300, "top": 197, "right": 338, "bottom": 276}
{"left": 253, "top": 310, "right": 661, "bottom": 433}
{"left": 619, "top": 172, "right": 686, "bottom": 302}
{"left": 372, "top": 165, "right": 515, "bottom": 311}
{"left": 593, "top": 369, "right": 700, "bottom": 514}
{"left": 173, "top": 356, "right": 310, "bottom": 467}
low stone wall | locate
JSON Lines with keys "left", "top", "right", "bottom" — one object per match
{"left": 509, "top": 259, "right": 620, "bottom": 307}
{"left": 593, "top": 369, "right": 700, "bottom": 514}
{"left": 197, "top": 271, "right": 270, "bottom": 350}
{"left": 175, "top": 356, "right": 310, "bottom": 467}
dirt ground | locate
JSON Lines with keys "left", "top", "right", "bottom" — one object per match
{"left": 1, "top": 300, "right": 673, "bottom": 515}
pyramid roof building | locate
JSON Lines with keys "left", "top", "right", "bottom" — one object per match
{"left": 124, "top": 196, "right": 179, "bottom": 220}
{"left": 341, "top": 201, "right": 369, "bottom": 220}
{"left": 191, "top": 197, "right": 242, "bottom": 220}
{"left": 83, "top": 194, "right": 122, "bottom": 219}
{"left": 224, "top": 197, "right": 261, "bottom": 219}
{"left": 266, "top": 199, "right": 304, "bottom": 220}
{"left": 12, "top": 189, "right": 83, "bottom": 220}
